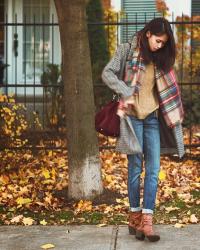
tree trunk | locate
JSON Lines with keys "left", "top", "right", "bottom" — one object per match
{"left": 54, "top": 0, "right": 103, "bottom": 200}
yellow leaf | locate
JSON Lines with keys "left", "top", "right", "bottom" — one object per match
{"left": 24, "top": 153, "right": 32, "bottom": 160}
{"left": 0, "top": 95, "right": 5, "bottom": 102}
{"left": 174, "top": 223, "right": 185, "bottom": 228}
{"left": 182, "top": 217, "right": 190, "bottom": 224}
{"left": 196, "top": 200, "right": 200, "bottom": 205}
{"left": 40, "top": 244, "right": 55, "bottom": 249}
{"left": 76, "top": 200, "right": 92, "bottom": 212}
{"left": 96, "top": 224, "right": 107, "bottom": 227}
{"left": 48, "top": 151, "right": 53, "bottom": 157}
{"left": 43, "top": 179, "right": 54, "bottom": 184}
{"left": 11, "top": 215, "right": 23, "bottom": 223}
{"left": 42, "top": 169, "right": 50, "bottom": 179}
{"left": 51, "top": 168, "right": 56, "bottom": 178}
{"left": 22, "top": 217, "right": 34, "bottom": 226}
{"left": 16, "top": 197, "right": 32, "bottom": 205}
{"left": 104, "top": 206, "right": 113, "bottom": 213}
{"left": 165, "top": 206, "right": 180, "bottom": 213}
{"left": 121, "top": 221, "right": 129, "bottom": 224}
{"left": 116, "top": 198, "right": 122, "bottom": 203}
{"left": 0, "top": 175, "right": 10, "bottom": 184}
{"left": 9, "top": 98, "right": 15, "bottom": 103}
{"left": 159, "top": 170, "right": 166, "bottom": 181}
{"left": 2, "top": 107, "right": 11, "bottom": 114}
{"left": 40, "top": 219, "right": 48, "bottom": 225}
{"left": 105, "top": 175, "right": 112, "bottom": 183}
{"left": 190, "top": 214, "right": 198, "bottom": 223}
{"left": 78, "top": 217, "right": 86, "bottom": 222}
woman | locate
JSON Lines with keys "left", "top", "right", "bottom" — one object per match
{"left": 102, "top": 18, "right": 184, "bottom": 242}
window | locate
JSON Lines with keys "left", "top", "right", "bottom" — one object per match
{"left": 23, "top": 0, "right": 50, "bottom": 81}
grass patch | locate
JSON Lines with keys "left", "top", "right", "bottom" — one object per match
{"left": 191, "top": 189, "right": 200, "bottom": 199}
{"left": 0, "top": 190, "right": 199, "bottom": 225}
{"left": 77, "top": 212, "right": 105, "bottom": 224}
{"left": 155, "top": 195, "right": 200, "bottom": 224}
{"left": 90, "top": 212, "right": 104, "bottom": 224}
{"left": 0, "top": 205, "right": 5, "bottom": 213}
{"left": 54, "top": 210, "right": 74, "bottom": 221}
{"left": 109, "top": 214, "right": 127, "bottom": 225}
{"left": 174, "top": 198, "right": 187, "bottom": 209}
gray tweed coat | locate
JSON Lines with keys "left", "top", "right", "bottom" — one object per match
{"left": 101, "top": 43, "right": 185, "bottom": 158}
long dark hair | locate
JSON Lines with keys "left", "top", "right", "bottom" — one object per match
{"left": 138, "top": 17, "right": 176, "bottom": 72}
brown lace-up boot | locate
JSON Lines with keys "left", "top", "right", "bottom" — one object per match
{"left": 135, "top": 213, "right": 160, "bottom": 242}
{"left": 128, "top": 211, "right": 142, "bottom": 235}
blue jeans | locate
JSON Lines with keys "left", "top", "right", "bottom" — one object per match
{"left": 127, "top": 111, "right": 160, "bottom": 214}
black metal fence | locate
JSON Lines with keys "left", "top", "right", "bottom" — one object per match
{"left": 0, "top": 13, "right": 200, "bottom": 152}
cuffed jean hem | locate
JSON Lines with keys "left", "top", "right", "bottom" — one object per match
{"left": 142, "top": 208, "right": 153, "bottom": 214}
{"left": 130, "top": 207, "right": 142, "bottom": 212}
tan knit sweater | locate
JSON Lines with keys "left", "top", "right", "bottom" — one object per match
{"left": 126, "top": 63, "right": 159, "bottom": 119}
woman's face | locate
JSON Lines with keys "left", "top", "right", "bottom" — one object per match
{"left": 146, "top": 31, "right": 168, "bottom": 52}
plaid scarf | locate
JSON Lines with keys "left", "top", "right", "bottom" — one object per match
{"left": 118, "top": 35, "right": 184, "bottom": 128}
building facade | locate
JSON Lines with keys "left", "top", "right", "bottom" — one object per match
{"left": 191, "top": 0, "right": 200, "bottom": 15}
{"left": 191, "top": 0, "right": 200, "bottom": 50}
{"left": 0, "top": 0, "right": 111, "bottom": 95}
{"left": 0, "top": 0, "right": 61, "bottom": 96}
{"left": 120, "top": 0, "right": 161, "bottom": 42}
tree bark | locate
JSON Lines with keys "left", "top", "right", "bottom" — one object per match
{"left": 54, "top": 0, "right": 103, "bottom": 200}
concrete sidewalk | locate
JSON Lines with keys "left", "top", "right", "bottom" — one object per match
{"left": 0, "top": 225, "right": 199, "bottom": 250}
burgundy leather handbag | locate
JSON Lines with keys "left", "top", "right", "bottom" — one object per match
{"left": 95, "top": 100, "right": 120, "bottom": 137}
{"left": 95, "top": 44, "right": 129, "bottom": 137}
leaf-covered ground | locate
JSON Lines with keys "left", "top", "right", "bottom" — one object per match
{"left": 0, "top": 142, "right": 199, "bottom": 227}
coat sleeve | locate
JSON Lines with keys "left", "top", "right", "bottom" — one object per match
{"left": 101, "top": 43, "right": 136, "bottom": 98}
